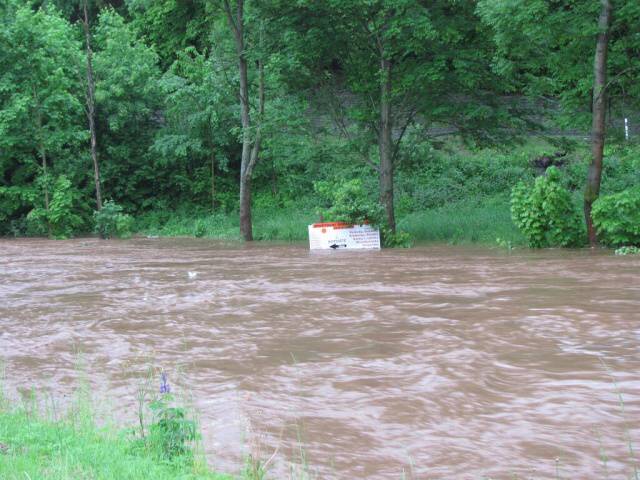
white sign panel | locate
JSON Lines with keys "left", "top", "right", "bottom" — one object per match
{"left": 308, "top": 223, "right": 381, "bottom": 250}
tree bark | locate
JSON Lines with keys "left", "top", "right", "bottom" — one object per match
{"left": 35, "top": 107, "right": 51, "bottom": 237}
{"left": 39, "top": 144, "right": 52, "bottom": 238}
{"left": 379, "top": 56, "right": 395, "bottom": 232}
{"left": 211, "top": 150, "right": 216, "bottom": 212}
{"left": 584, "top": 0, "right": 612, "bottom": 247}
{"left": 224, "top": 0, "right": 262, "bottom": 241}
{"left": 83, "top": 0, "right": 102, "bottom": 211}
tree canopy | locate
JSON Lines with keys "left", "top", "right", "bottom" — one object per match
{"left": 0, "top": 0, "right": 639, "bottom": 244}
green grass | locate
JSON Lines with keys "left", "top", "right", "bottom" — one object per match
{"left": 136, "top": 208, "right": 316, "bottom": 242}
{"left": 0, "top": 411, "right": 229, "bottom": 480}
{"left": 398, "top": 194, "right": 526, "bottom": 246}
{"left": 0, "top": 400, "right": 230, "bottom": 480}
{"left": 135, "top": 197, "right": 524, "bottom": 247}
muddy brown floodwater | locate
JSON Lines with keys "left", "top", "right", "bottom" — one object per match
{"left": 1, "top": 238, "right": 639, "bottom": 479}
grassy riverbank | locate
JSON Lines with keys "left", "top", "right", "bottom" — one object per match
{"left": 136, "top": 206, "right": 316, "bottom": 243}
{"left": 0, "top": 407, "right": 229, "bottom": 480}
{"left": 135, "top": 194, "right": 524, "bottom": 246}
{"left": 132, "top": 141, "right": 604, "bottom": 247}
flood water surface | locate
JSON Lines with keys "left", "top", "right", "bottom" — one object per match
{"left": 1, "top": 238, "right": 639, "bottom": 479}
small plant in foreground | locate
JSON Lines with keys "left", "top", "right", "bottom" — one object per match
{"left": 94, "top": 200, "right": 134, "bottom": 239}
{"left": 242, "top": 454, "right": 269, "bottom": 480}
{"left": 133, "top": 371, "right": 197, "bottom": 462}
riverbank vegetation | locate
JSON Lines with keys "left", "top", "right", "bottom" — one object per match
{"left": 0, "top": 388, "right": 230, "bottom": 480}
{"left": 0, "top": 409, "right": 231, "bottom": 480}
{"left": 1, "top": 371, "right": 311, "bottom": 480}
{"left": 0, "top": 1, "right": 639, "bottom": 248}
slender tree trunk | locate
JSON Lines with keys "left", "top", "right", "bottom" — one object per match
{"left": 584, "top": 0, "right": 612, "bottom": 247}
{"left": 271, "top": 158, "right": 277, "bottom": 196}
{"left": 238, "top": 48, "right": 253, "bottom": 239}
{"left": 241, "top": 58, "right": 264, "bottom": 239}
{"left": 224, "top": 0, "right": 254, "bottom": 240}
{"left": 211, "top": 151, "right": 216, "bottom": 212}
{"left": 39, "top": 145, "right": 52, "bottom": 238}
{"left": 41, "top": 149, "right": 50, "bottom": 214}
{"left": 223, "top": 1, "right": 265, "bottom": 241}
{"left": 379, "top": 56, "right": 395, "bottom": 232}
{"left": 35, "top": 107, "right": 51, "bottom": 237}
{"left": 83, "top": 0, "right": 102, "bottom": 211}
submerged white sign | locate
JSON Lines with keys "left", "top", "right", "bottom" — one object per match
{"left": 308, "top": 223, "right": 381, "bottom": 250}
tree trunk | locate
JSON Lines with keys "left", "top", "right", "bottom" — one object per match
{"left": 39, "top": 145, "right": 52, "bottom": 238}
{"left": 211, "top": 151, "right": 216, "bottom": 212}
{"left": 223, "top": 1, "right": 265, "bottom": 241}
{"left": 238, "top": 48, "right": 253, "bottom": 239}
{"left": 35, "top": 108, "right": 51, "bottom": 237}
{"left": 584, "top": 0, "right": 612, "bottom": 247}
{"left": 379, "top": 57, "right": 395, "bottom": 232}
{"left": 83, "top": 0, "right": 102, "bottom": 211}
{"left": 224, "top": 0, "right": 254, "bottom": 240}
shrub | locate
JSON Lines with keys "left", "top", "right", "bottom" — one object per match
{"left": 615, "top": 246, "right": 640, "bottom": 255}
{"left": 0, "top": 185, "right": 37, "bottom": 236}
{"left": 511, "top": 167, "right": 584, "bottom": 248}
{"left": 94, "top": 200, "right": 134, "bottom": 239}
{"left": 315, "top": 178, "right": 412, "bottom": 247}
{"left": 592, "top": 187, "right": 640, "bottom": 246}
{"left": 314, "top": 178, "right": 383, "bottom": 225}
{"left": 27, "top": 175, "right": 85, "bottom": 239}
{"left": 146, "top": 373, "right": 196, "bottom": 461}
{"left": 193, "top": 219, "right": 206, "bottom": 237}
{"left": 381, "top": 227, "right": 413, "bottom": 248}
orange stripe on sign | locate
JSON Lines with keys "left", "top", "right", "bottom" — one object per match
{"left": 312, "top": 222, "right": 352, "bottom": 228}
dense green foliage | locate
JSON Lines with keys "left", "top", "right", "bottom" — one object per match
{"left": 94, "top": 200, "right": 134, "bottom": 238}
{"left": 592, "top": 187, "right": 640, "bottom": 247}
{"left": 478, "top": 0, "right": 640, "bottom": 130}
{"left": 315, "top": 179, "right": 383, "bottom": 226}
{"left": 27, "top": 175, "right": 85, "bottom": 239}
{"left": 511, "top": 167, "right": 584, "bottom": 248}
{"left": 0, "top": 0, "right": 638, "bottom": 247}
{"left": 615, "top": 246, "right": 640, "bottom": 255}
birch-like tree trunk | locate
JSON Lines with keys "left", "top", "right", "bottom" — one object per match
{"left": 584, "top": 0, "right": 612, "bottom": 247}
{"left": 34, "top": 105, "right": 52, "bottom": 237}
{"left": 223, "top": 0, "right": 264, "bottom": 241}
{"left": 83, "top": 0, "right": 102, "bottom": 211}
{"left": 378, "top": 56, "right": 395, "bottom": 232}
{"left": 211, "top": 151, "right": 216, "bottom": 211}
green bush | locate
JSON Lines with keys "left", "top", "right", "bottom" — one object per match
{"left": 314, "top": 178, "right": 412, "bottom": 247}
{"left": 147, "top": 401, "right": 196, "bottom": 461}
{"left": 592, "top": 187, "right": 640, "bottom": 246}
{"left": 314, "top": 178, "right": 383, "bottom": 225}
{"left": 193, "top": 219, "right": 206, "bottom": 237}
{"left": 26, "top": 175, "right": 85, "bottom": 239}
{"left": 511, "top": 167, "right": 584, "bottom": 248}
{"left": 381, "top": 227, "right": 413, "bottom": 248}
{"left": 0, "top": 185, "right": 37, "bottom": 236}
{"left": 94, "top": 200, "right": 134, "bottom": 239}
{"left": 615, "top": 246, "right": 640, "bottom": 255}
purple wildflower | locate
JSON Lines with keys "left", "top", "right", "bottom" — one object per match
{"left": 160, "top": 371, "right": 171, "bottom": 394}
